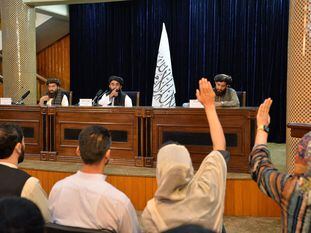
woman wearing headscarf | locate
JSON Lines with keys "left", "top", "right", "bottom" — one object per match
{"left": 141, "top": 78, "right": 229, "bottom": 233}
{"left": 249, "top": 98, "right": 310, "bottom": 233}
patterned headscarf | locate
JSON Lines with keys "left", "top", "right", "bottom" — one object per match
{"left": 294, "top": 131, "right": 311, "bottom": 176}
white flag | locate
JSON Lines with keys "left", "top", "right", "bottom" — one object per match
{"left": 152, "top": 23, "right": 176, "bottom": 107}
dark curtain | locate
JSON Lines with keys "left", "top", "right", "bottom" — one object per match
{"left": 70, "top": 0, "right": 289, "bottom": 142}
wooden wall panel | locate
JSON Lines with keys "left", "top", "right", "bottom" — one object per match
{"left": 37, "top": 35, "right": 70, "bottom": 94}
{"left": 224, "top": 179, "right": 280, "bottom": 217}
{"left": 23, "top": 168, "right": 281, "bottom": 217}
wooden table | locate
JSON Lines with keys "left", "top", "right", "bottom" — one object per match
{"left": 0, "top": 105, "right": 257, "bottom": 173}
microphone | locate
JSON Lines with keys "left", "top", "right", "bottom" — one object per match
{"left": 92, "top": 89, "right": 104, "bottom": 105}
{"left": 15, "top": 90, "right": 30, "bottom": 105}
{"left": 103, "top": 89, "right": 111, "bottom": 95}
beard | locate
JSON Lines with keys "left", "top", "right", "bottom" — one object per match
{"left": 18, "top": 146, "right": 25, "bottom": 164}
{"left": 48, "top": 89, "right": 58, "bottom": 98}
{"left": 215, "top": 88, "right": 227, "bottom": 97}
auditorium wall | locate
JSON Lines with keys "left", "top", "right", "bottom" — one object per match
{"left": 37, "top": 35, "right": 70, "bottom": 96}
{"left": 0, "top": 35, "right": 70, "bottom": 99}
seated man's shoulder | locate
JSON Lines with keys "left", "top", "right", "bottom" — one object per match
{"left": 100, "top": 182, "right": 131, "bottom": 205}
{"left": 228, "top": 87, "right": 237, "bottom": 93}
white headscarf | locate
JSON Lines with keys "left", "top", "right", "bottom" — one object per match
{"left": 142, "top": 143, "right": 227, "bottom": 233}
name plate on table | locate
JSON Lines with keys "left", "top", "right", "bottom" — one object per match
{"left": 79, "top": 99, "right": 93, "bottom": 106}
{"left": 189, "top": 99, "right": 204, "bottom": 108}
{"left": 0, "top": 98, "right": 12, "bottom": 105}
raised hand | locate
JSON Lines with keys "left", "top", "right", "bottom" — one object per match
{"left": 257, "top": 98, "right": 273, "bottom": 127}
{"left": 196, "top": 78, "right": 215, "bottom": 108}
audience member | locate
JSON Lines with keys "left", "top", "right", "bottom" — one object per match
{"left": 249, "top": 98, "right": 310, "bottom": 232}
{"left": 0, "top": 197, "right": 44, "bottom": 233}
{"left": 39, "top": 78, "right": 69, "bottom": 106}
{"left": 213, "top": 74, "right": 239, "bottom": 107}
{"left": 49, "top": 125, "right": 140, "bottom": 232}
{"left": 141, "top": 78, "right": 229, "bottom": 233}
{"left": 98, "top": 75, "right": 133, "bottom": 107}
{"left": 0, "top": 123, "right": 50, "bottom": 222}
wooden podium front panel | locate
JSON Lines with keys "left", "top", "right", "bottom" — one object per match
{"left": 151, "top": 107, "right": 257, "bottom": 172}
{"left": 287, "top": 123, "right": 311, "bottom": 138}
{"left": 0, "top": 105, "right": 43, "bottom": 159}
{"left": 54, "top": 107, "right": 138, "bottom": 165}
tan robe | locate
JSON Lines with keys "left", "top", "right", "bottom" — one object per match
{"left": 141, "top": 144, "right": 227, "bottom": 233}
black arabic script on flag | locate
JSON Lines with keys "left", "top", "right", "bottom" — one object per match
{"left": 153, "top": 55, "right": 175, "bottom": 106}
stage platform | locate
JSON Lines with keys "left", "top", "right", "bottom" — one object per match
{"left": 20, "top": 146, "right": 283, "bottom": 218}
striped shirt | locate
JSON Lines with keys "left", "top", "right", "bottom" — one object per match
{"left": 249, "top": 144, "right": 311, "bottom": 233}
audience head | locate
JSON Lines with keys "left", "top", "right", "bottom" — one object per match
{"left": 162, "top": 224, "right": 216, "bottom": 233}
{"left": 0, "top": 123, "right": 25, "bottom": 163}
{"left": 0, "top": 197, "right": 44, "bottom": 233}
{"left": 108, "top": 75, "right": 124, "bottom": 92}
{"left": 294, "top": 131, "right": 311, "bottom": 176}
{"left": 46, "top": 78, "right": 61, "bottom": 98}
{"left": 214, "top": 74, "right": 232, "bottom": 97}
{"left": 155, "top": 141, "right": 194, "bottom": 200}
{"left": 78, "top": 125, "right": 112, "bottom": 165}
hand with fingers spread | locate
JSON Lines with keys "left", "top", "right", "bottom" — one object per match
{"left": 196, "top": 78, "right": 226, "bottom": 150}
{"left": 256, "top": 98, "right": 273, "bottom": 127}
{"left": 196, "top": 78, "right": 216, "bottom": 108}
{"left": 255, "top": 98, "right": 273, "bottom": 145}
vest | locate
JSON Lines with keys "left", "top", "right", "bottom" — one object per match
{"left": 51, "top": 88, "right": 68, "bottom": 105}
{"left": 113, "top": 91, "right": 126, "bottom": 106}
{"left": 0, "top": 164, "right": 31, "bottom": 197}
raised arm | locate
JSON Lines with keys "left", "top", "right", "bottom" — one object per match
{"left": 255, "top": 98, "right": 272, "bottom": 145}
{"left": 196, "top": 78, "right": 226, "bottom": 151}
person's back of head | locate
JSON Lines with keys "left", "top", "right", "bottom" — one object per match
{"left": 0, "top": 197, "right": 44, "bottom": 233}
{"left": 155, "top": 141, "right": 194, "bottom": 200}
{"left": 0, "top": 123, "right": 23, "bottom": 159}
{"left": 162, "top": 224, "right": 216, "bottom": 233}
{"left": 78, "top": 125, "right": 112, "bottom": 164}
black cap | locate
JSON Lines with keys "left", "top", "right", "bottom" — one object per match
{"left": 46, "top": 78, "right": 61, "bottom": 86}
{"left": 214, "top": 74, "right": 232, "bottom": 85}
{"left": 108, "top": 76, "right": 124, "bottom": 86}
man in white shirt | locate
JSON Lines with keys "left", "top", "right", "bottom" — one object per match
{"left": 0, "top": 123, "right": 50, "bottom": 222}
{"left": 39, "top": 78, "right": 69, "bottom": 106}
{"left": 49, "top": 125, "right": 140, "bottom": 233}
{"left": 98, "top": 76, "right": 133, "bottom": 107}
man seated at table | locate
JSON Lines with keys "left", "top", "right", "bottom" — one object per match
{"left": 39, "top": 78, "right": 69, "bottom": 107}
{"left": 98, "top": 75, "right": 133, "bottom": 107}
{"left": 213, "top": 74, "right": 239, "bottom": 107}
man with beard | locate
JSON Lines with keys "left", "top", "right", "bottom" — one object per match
{"left": 0, "top": 123, "right": 50, "bottom": 222}
{"left": 213, "top": 74, "right": 239, "bottom": 107}
{"left": 39, "top": 78, "right": 69, "bottom": 106}
{"left": 98, "top": 75, "right": 133, "bottom": 107}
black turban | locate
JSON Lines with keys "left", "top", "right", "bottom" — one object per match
{"left": 46, "top": 78, "right": 61, "bottom": 86}
{"left": 214, "top": 74, "right": 232, "bottom": 85}
{"left": 108, "top": 76, "right": 124, "bottom": 86}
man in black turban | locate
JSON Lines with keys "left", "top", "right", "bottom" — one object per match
{"left": 213, "top": 74, "right": 239, "bottom": 107}
{"left": 98, "top": 76, "right": 132, "bottom": 107}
